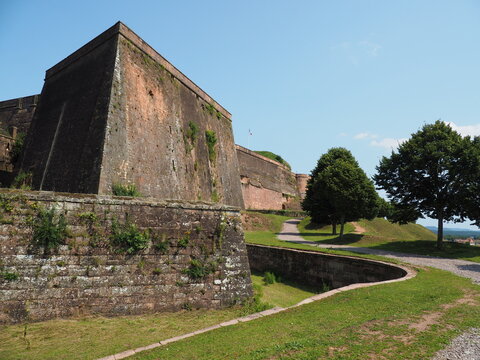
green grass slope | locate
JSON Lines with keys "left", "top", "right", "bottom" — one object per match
{"left": 132, "top": 268, "right": 480, "bottom": 360}
{"left": 299, "top": 217, "right": 480, "bottom": 262}
{"left": 253, "top": 151, "right": 291, "bottom": 170}
{"left": 357, "top": 218, "right": 436, "bottom": 241}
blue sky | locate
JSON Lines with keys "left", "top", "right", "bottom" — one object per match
{"left": 1, "top": 1, "right": 479, "bottom": 228}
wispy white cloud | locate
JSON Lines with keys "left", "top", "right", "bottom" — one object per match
{"left": 332, "top": 39, "right": 382, "bottom": 66}
{"left": 354, "top": 132, "right": 378, "bottom": 140}
{"left": 338, "top": 132, "right": 348, "bottom": 137}
{"left": 445, "top": 121, "right": 480, "bottom": 137}
{"left": 370, "top": 138, "right": 407, "bottom": 150}
{"left": 358, "top": 40, "right": 382, "bottom": 57}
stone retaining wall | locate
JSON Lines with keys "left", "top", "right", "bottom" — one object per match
{"left": 247, "top": 244, "right": 406, "bottom": 289}
{"left": 0, "top": 190, "right": 252, "bottom": 324}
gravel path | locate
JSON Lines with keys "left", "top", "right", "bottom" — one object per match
{"left": 278, "top": 219, "right": 480, "bottom": 359}
{"left": 432, "top": 328, "right": 480, "bottom": 360}
{"left": 278, "top": 219, "right": 480, "bottom": 285}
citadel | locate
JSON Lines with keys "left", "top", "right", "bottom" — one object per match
{"left": 0, "top": 22, "right": 309, "bottom": 322}
{"left": 0, "top": 23, "right": 403, "bottom": 326}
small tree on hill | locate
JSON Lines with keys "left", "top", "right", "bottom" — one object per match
{"left": 374, "top": 121, "right": 480, "bottom": 249}
{"left": 303, "top": 148, "right": 356, "bottom": 233}
{"left": 303, "top": 148, "right": 380, "bottom": 238}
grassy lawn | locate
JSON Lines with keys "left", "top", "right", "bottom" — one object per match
{"left": 131, "top": 267, "right": 480, "bottom": 360}
{"left": 298, "top": 217, "right": 480, "bottom": 263}
{"left": 0, "top": 308, "right": 244, "bottom": 360}
{"left": 245, "top": 219, "right": 402, "bottom": 265}
{"left": 251, "top": 271, "right": 318, "bottom": 308}
{"left": 4, "top": 213, "right": 479, "bottom": 359}
{"left": 0, "top": 268, "right": 316, "bottom": 360}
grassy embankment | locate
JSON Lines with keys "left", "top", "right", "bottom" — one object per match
{"left": 125, "top": 212, "right": 480, "bottom": 359}
{"left": 131, "top": 267, "right": 480, "bottom": 360}
{"left": 243, "top": 212, "right": 400, "bottom": 263}
{"left": 0, "top": 214, "right": 314, "bottom": 360}
{"left": 0, "top": 275, "right": 317, "bottom": 360}
{"left": 298, "top": 217, "right": 480, "bottom": 263}
{"left": 3, "top": 212, "right": 479, "bottom": 359}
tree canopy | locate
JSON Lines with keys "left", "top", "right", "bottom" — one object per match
{"left": 303, "top": 147, "right": 380, "bottom": 238}
{"left": 374, "top": 120, "right": 480, "bottom": 248}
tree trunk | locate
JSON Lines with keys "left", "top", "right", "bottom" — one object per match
{"left": 437, "top": 216, "right": 444, "bottom": 249}
{"left": 332, "top": 221, "right": 337, "bottom": 235}
{"left": 339, "top": 215, "right": 345, "bottom": 240}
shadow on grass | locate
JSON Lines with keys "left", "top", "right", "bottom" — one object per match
{"left": 250, "top": 270, "right": 323, "bottom": 294}
{"left": 296, "top": 229, "right": 480, "bottom": 262}
{"left": 368, "top": 240, "right": 480, "bottom": 261}
{"left": 298, "top": 232, "right": 365, "bottom": 245}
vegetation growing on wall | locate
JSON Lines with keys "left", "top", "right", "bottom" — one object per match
{"left": 203, "top": 103, "right": 223, "bottom": 120}
{"left": 183, "top": 258, "right": 217, "bottom": 279}
{"left": 11, "top": 171, "right": 32, "bottom": 190}
{"left": 0, "top": 271, "right": 19, "bottom": 282}
{"left": 112, "top": 183, "right": 140, "bottom": 197}
{"left": 254, "top": 151, "right": 291, "bottom": 170}
{"left": 183, "top": 121, "right": 199, "bottom": 153}
{"left": 30, "top": 208, "right": 68, "bottom": 251}
{"left": 10, "top": 132, "right": 26, "bottom": 164}
{"left": 110, "top": 219, "right": 149, "bottom": 254}
{"left": 205, "top": 130, "right": 217, "bottom": 163}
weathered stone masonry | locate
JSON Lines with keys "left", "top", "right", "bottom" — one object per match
{"left": 236, "top": 145, "right": 309, "bottom": 210}
{"left": 0, "top": 190, "right": 252, "bottom": 323}
{"left": 247, "top": 244, "right": 406, "bottom": 289}
{"left": 19, "top": 22, "right": 243, "bottom": 208}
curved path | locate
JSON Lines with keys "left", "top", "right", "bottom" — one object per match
{"left": 278, "top": 219, "right": 480, "bottom": 285}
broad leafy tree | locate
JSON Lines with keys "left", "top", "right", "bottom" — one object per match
{"left": 462, "top": 136, "right": 480, "bottom": 227}
{"left": 374, "top": 121, "right": 480, "bottom": 248}
{"left": 303, "top": 148, "right": 356, "bottom": 233}
{"left": 303, "top": 148, "right": 379, "bottom": 238}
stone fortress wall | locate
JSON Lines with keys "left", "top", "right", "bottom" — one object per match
{"left": 0, "top": 190, "right": 251, "bottom": 323}
{"left": 19, "top": 23, "right": 243, "bottom": 208}
{"left": 0, "top": 108, "right": 310, "bottom": 211}
{"left": 0, "top": 95, "right": 38, "bottom": 174}
{"left": 0, "top": 22, "right": 253, "bottom": 323}
{"left": 0, "top": 22, "right": 310, "bottom": 324}
{"left": 236, "top": 145, "right": 309, "bottom": 210}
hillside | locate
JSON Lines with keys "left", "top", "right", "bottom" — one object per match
{"left": 299, "top": 217, "right": 480, "bottom": 262}
{"left": 254, "top": 151, "right": 291, "bottom": 170}
{"left": 298, "top": 217, "right": 436, "bottom": 246}
{"left": 356, "top": 218, "right": 436, "bottom": 241}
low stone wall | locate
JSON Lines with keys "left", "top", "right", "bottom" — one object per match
{"left": 247, "top": 244, "right": 406, "bottom": 289}
{"left": 0, "top": 190, "right": 252, "bottom": 324}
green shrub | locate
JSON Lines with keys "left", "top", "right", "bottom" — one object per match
{"left": 211, "top": 189, "right": 219, "bottom": 203}
{"left": 263, "top": 271, "right": 278, "bottom": 285}
{"left": 240, "top": 284, "right": 273, "bottom": 315}
{"left": 152, "top": 268, "right": 162, "bottom": 275}
{"left": 31, "top": 208, "right": 68, "bottom": 251}
{"left": 0, "top": 196, "right": 14, "bottom": 212}
{"left": 11, "top": 171, "right": 32, "bottom": 190}
{"left": 203, "top": 103, "right": 222, "bottom": 120}
{"left": 205, "top": 130, "right": 217, "bottom": 162}
{"left": 110, "top": 219, "right": 149, "bottom": 254}
{"left": 186, "top": 121, "right": 198, "bottom": 142}
{"left": 184, "top": 121, "right": 199, "bottom": 153}
{"left": 112, "top": 183, "right": 140, "bottom": 197}
{"left": 10, "top": 132, "right": 26, "bottom": 163}
{"left": 154, "top": 239, "right": 170, "bottom": 254}
{"left": 182, "top": 302, "right": 193, "bottom": 311}
{"left": 183, "top": 259, "right": 217, "bottom": 279}
{"left": 178, "top": 233, "right": 190, "bottom": 248}
{"left": 1, "top": 272, "right": 19, "bottom": 281}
